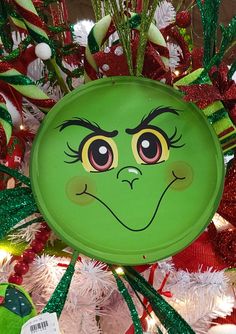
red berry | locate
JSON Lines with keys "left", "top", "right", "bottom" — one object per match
{"left": 14, "top": 261, "right": 29, "bottom": 275}
{"left": 176, "top": 11, "right": 191, "bottom": 28}
{"left": 8, "top": 274, "right": 23, "bottom": 285}
{"left": 22, "top": 249, "right": 36, "bottom": 263}
{"left": 40, "top": 222, "right": 51, "bottom": 231}
{"left": 31, "top": 240, "right": 45, "bottom": 253}
{"left": 35, "top": 230, "right": 50, "bottom": 243}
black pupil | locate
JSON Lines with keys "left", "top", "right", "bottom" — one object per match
{"left": 89, "top": 139, "right": 111, "bottom": 167}
{"left": 138, "top": 132, "right": 161, "bottom": 160}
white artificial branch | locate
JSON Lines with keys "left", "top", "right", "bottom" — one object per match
{"left": 155, "top": 0, "right": 176, "bottom": 29}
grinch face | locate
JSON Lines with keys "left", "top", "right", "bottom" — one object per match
{"left": 31, "top": 77, "right": 224, "bottom": 265}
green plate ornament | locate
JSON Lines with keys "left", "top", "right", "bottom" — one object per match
{"left": 30, "top": 77, "right": 224, "bottom": 265}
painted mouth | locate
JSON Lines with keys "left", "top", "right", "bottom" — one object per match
{"left": 76, "top": 171, "right": 185, "bottom": 232}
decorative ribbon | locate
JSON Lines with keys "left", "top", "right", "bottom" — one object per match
{"left": 178, "top": 63, "right": 236, "bottom": 121}
{"left": 124, "top": 267, "right": 194, "bottom": 334}
{"left": 175, "top": 67, "right": 236, "bottom": 154}
{"left": 42, "top": 250, "right": 79, "bottom": 318}
{"left": 0, "top": 164, "right": 38, "bottom": 239}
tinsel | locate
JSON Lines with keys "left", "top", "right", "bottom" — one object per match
{"left": 112, "top": 269, "right": 143, "bottom": 334}
{"left": 42, "top": 250, "right": 79, "bottom": 318}
{"left": 2, "top": 36, "right": 32, "bottom": 62}
{"left": 124, "top": 267, "right": 195, "bottom": 334}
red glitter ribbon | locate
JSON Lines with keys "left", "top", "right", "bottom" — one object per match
{"left": 0, "top": 124, "right": 7, "bottom": 159}
{"left": 218, "top": 156, "right": 236, "bottom": 227}
{"left": 172, "top": 230, "right": 227, "bottom": 272}
{"left": 178, "top": 63, "right": 236, "bottom": 122}
{"left": 94, "top": 31, "right": 169, "bottom": 82}
{"left": 208, "top": 223, "right": 236, "bottom": 268}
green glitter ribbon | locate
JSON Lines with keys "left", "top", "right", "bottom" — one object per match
{"left": 42, "top": 250, "right": 79, "bottom": 318}
{"left": 91, "top": 0, "right": 102, "bottom": 22}
{"left": 55, "top": 54, "right": 83, "bottom": 91}
{"left": 124, "top": 267, "right": 195, "bottom": 334}
{"left": 216, "top": 16, "right": 236, "bottom": 66}
{"left": 0, "top": 164, "right": 38, "bottom": 239}
{"left": 0, "top": 105, "right": 13, "bottom": 126}
{"left": 196, "top": 0, "right": 221, "bottom": 68}
{"left": 0, "top": 0, "right": 13, "bottom": 52}
{"left": 129, "top": 14, "right": 142, "bottom": 29}
{"left": 135, "top": 0, "right": 159, "bottom": 76}
{"left": 2, "top": 36, "right": 32, "bottom": 62}
{"left": 108, "top": 0, "right": 134, "bottom": 75}
{"left": 195, "top": 3, "right": 236, "bottom": 85}
{"left": 0, "top": 164, "right": 30, "bottom": 186}
{"left": 228, "top": 60, "right": 236, "bottom": 80}
{"left": 0, "top": 75, "right": 34, "bottom": 86}
{"left": 112, "top": 270, "right": 143, "bottom": 334}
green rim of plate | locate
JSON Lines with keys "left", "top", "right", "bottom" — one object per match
{"left": 30, "top": 76, "right": 225, "bottom": 265}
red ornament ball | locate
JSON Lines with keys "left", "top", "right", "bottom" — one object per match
{"left": 22, "top": 249, "right": 36, "bottom": 263}
{"left": 8, "top": 273, "right": 23, "bottom": 285}
{"left": 35, "top": 230, "right": 50, "bottom": 243}
{"left": 14, "top": 261, "right": 29, "bottom": 275}
{"left": 31, "top": 240, "right": 45, "bottom": 253}
{"left": 176, "top": 11, "right": 191, "bottom": 28}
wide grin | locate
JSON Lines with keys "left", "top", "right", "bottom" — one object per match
{"left": 76, "top": 171, "right": 185, "bottom": 232}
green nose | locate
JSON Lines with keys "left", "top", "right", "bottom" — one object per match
{"left": 116, "top": 166, "right": 142, "bottom": 189}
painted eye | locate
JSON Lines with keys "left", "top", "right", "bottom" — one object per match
{"left": 82, "top": 135, "right": 118, "bottom": 172}
{"left": 132, "top": 128, "right": 169, "bottom": 165}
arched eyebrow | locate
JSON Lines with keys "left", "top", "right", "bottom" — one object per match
{"left": 126, "top": 107, "right": 180, "bottom": 134}
{"left": 58, "top": 118, "right": 118, "bottom": 137}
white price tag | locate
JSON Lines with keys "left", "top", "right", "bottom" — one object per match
{"left": 21, "top": 312, "right": 60, "bottom": 334}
